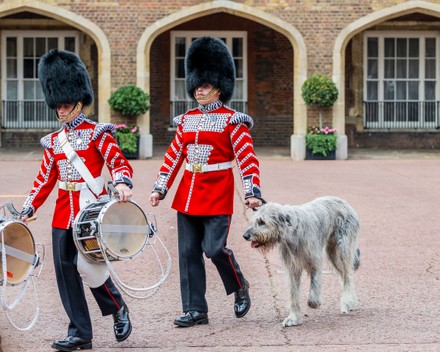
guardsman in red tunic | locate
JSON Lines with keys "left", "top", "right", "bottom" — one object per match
{"left": 21, "top": 50, "right": 132, "bottom": 351}
{"left": 150, "top": 37, "right": 264, "bottom": 327}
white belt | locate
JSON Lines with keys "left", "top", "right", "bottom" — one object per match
{"left": 185, "top": 161, "right": 233, "bottom": 173}
{"left": 59, "top": 176, "right": 103, "bottom": 192}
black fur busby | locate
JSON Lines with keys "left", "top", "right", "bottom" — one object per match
{"left": 38, "top": 50, "right": 93, "bottom": 109}
{"left": 185, "top": 37, "right": 235, "bottom": 103}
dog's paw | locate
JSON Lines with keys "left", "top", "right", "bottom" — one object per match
{"left": 282, "top": 315, "right": 302, "bottom": 327}
{"left": 340, "top": 300, "right": 357, "bottom": 314}
{"left": 307, "top": 298, "right": 321, "bottom": 309}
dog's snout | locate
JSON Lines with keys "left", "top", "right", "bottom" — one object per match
{"left": 243, "top": 231, "right": 251, "bottom": 240}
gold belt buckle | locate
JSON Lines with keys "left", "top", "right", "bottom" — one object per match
{"left": 66, "top": 182, "right": 76, "bottom": 191}
{"left": 191, "top": 164, "right": 203, "bottom": 173}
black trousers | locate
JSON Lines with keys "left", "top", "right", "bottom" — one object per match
{"left": 177, "top": 213, "right": 246, "bottom": 313}
{"left": 52, "top": 228, "right": 125, "bottom": 339}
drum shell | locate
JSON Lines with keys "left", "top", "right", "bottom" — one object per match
{"left": 0, "top": 220, "right": 36, "bottom": 286}
{"left": 73, "top": 199, "right": 149, "bottom": 263}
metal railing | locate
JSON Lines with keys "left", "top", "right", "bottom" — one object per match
{"left": 2, "top": 100, "right": 58, "bottom": 129}
{"left": 169, "top": 100, "right": 247, "bottom": 127}
{"left": 363, "top": 100, "right": 440, "bottom": 129}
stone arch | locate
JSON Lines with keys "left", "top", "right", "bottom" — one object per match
{"left": 137, "top": 0, "right": 307, "bottom": 159}
{"left": 333, "top": 0, "right": 440, "bottom": 159}
{"left": 0, "top": 0, "right": 112, "bottom": 122}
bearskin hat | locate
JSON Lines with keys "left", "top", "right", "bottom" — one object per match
{"left": 38, "top": 50, "right": 93, "bottom": 109}
{"left": 185, "top": 37, "right": 235, "bottom": 103}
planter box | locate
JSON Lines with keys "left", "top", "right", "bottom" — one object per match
{"left": 120, "top": 136, "right": 139, "bottom": 159}
{"left": 306, "top": 149, "right": 336, "bottom": 160}
{"left": 122, "top": 150, "right": 139, "bottom": 160}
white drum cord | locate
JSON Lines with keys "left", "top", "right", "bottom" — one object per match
{"left": 1, "top": 230, "right": 44, "bottom": 331}
{"left": 102, "top": 213, "right": 172, "bottom": 300}
{"left": 0, "top": 203, "right": 45, "bottom": 331}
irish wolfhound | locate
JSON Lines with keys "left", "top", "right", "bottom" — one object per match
{"left": 243, "top": 196, "right": 360, "bottom": 327}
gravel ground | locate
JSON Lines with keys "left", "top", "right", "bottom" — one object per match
{"left": 0, "top": 149, "right": 439, "bottom": 351}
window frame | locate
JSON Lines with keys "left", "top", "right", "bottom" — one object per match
{"left": 363, "top": 30, "right": 440, "bottom": 129}
{"left": 1, "top": 30, "right": 79, "bottom": 129}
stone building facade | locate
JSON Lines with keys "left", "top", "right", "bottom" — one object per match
{"left": 1, "top": 0, "right": 440, "bottom": 159}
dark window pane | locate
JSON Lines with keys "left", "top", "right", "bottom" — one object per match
{"left": 36, "top": 38, "right": 46, "bottom": 56}
{"left": 408, "top": 38, "right": 419, "bottom": 58}
{"left": 396, "top": 38, "right": 407, "bottom": 57}
{"left": 396, "top": 59, "right": 407, "bottom": 78}
{"left": 367, "top": 59, "right": 378, "bottom": 79}
{"left": 6, "top": 38, "right": 17, "bottom": 57}
{"left": 65, "top": 37, "right": 75, "bottom": 52}
{"left": 396, "top": 81, "right": 406, "bottom": 100}
{"left": 175, "top": 37, "right": 186, "bottom": 57}
{"left": 408, "top": 81, "right": 419, "bottom": 100}
{"left": 23, "top": 38, "right": 34, "bottom": 57}
{"left": 48, "top": 38, "right": 58, "bottom": 51}
{"left": 367, "top": 37, "right": 378, "bottom": 57}
{"left": 23, "top": 58, "right": 34, "bottom": 78}
{"left": 384, "top": 81, "right": 395, "bottom": 100}
{"left": 425, "top": 81, "right": 435, "bottom": 100}
{"left": 384, "top": 38, "right": 395, "bottom": 57}
{"left": 233, "top": 38, "right": 243, "bottom": 57}
{"left": 409, "top": 59, "right": 419, "bottom": 79}
{"left": 176, "top": 59, "right": 185, "bottom": 78}
{"left": 367, "top": 81, "right": 378, "bottom": 100}
{"left": 425, "top": 38, "right": 435, "bottom": 57}
{"left": 384, "top": 59, "right": 395, "bottom": 78}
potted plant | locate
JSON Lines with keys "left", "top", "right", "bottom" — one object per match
{"left": 108, "top": 84, "right": 150, "bottom": 118}
{"left": 114, "top": 124, "right": 140, "bottom": 159}
{"left": 305, "top": 125, "right": 337, "bottom": 159}
{"left": 108, "top": 85, "right": 150, "bottom": 159}
{"left": 301, "top": 73, "right": 339, "bottom": 159}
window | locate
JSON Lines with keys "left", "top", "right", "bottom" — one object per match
{"left": 170, "top": 31, "right": 247, "bottom": 126}
{"left": 1, "top": 31, "right": 79, "bottom": 128}
{"left": 364, "top": 31, "right": 439, "bottom": 129}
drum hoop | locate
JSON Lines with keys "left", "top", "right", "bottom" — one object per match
{"left": 73, "top": 199, "right": 149, "bottom": 262}
{"left": 0, "top": 220, "right": 37, "bottom": 286}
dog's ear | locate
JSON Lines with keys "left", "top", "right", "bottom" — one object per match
{"left": 277, "top": 213, "right": 292, "bottom": 226}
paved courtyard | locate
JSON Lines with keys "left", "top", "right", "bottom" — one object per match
{"left": 0, "top": 148, "right": 439, "bottom": 351}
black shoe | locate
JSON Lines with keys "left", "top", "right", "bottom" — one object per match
{"left": 234, "top": 279, "right": 251, "bottom": 318}
{"left": 174, "top": 311, "right": 209, "bottom": 327}
{"left": 113, "top": 305, "right": 132, "bottom": 342}
{"left": 51, "top": 336, "right": 92, "bottom": 351}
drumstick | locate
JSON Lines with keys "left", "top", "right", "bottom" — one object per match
{"left": 26, "top": 215, "right": 37, "bottom": 222}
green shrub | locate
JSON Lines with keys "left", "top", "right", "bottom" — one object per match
{"left": 301, "top": 73, "right": 338, "bottom": 108}
{"left": 301, "top": 73, "right": 338, "bottom": 130}
{"left": 108, "top": 85, "right": 150, "bottom": 117}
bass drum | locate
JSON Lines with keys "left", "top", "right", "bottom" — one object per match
{"left": 73, "top": 198, "right": 149, "bottom": 262}
{"left": 0, "top": 220, "right": 37, "bottom": 286}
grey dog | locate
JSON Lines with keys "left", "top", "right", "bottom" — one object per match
{"left": 243, "top": 196, "right": 360, "bottom": 327}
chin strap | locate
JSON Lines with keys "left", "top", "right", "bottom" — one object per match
{"left": 194, "top": 87, "right": 220, "bottom": 102}
{"left": 56, "top": 101, "right": 83, "bottom": 123}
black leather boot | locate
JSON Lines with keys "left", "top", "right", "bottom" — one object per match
{"left": 113, "top": 305, "right": 132, "bottom": 342}
{"left": 174, "top": 311, "right": 209, "bottom": 327}
{"left": 51, "top": 336, "right": 92, "bottom": 351}
{"left": 234, "top": 279, "right": 251, "bottom": 318}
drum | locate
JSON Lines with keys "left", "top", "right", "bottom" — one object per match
{"left": 73, "top": 198, "right": 149, "bottom": 262}
{"left": 0, "top": 219, "right": 38, "bottom": 286}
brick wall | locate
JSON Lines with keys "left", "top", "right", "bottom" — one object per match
{"left": 150, "top": 13, "right": 293, "bottom": 146}
{"left": 1, "top": 0, "right": 440, "bottom": 150}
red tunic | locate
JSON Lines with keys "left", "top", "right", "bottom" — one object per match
{"left": 153, "top": 101, "right": 261, "bottom": 216}
{"left": 23, "top": 114, "right": 133, "bottom": 229}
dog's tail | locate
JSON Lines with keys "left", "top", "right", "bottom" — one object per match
{"left": 353, "top": 248, "right": 361, "bottom": 271}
